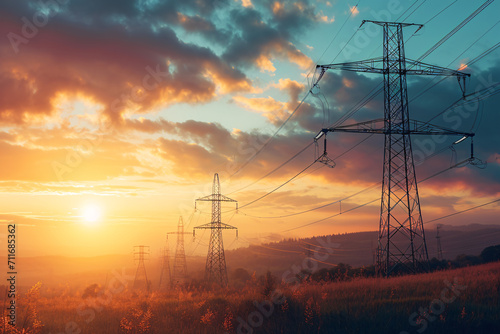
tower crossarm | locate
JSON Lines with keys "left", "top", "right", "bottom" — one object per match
{"left": 194, "top": 222, "right": 237, "bottom": 230}
{"left": 317, "top": 119, "right": 474, "bottom": 137}
{"left": 317, "top": 58, "right": 385, "bottom": 74}
{"left": 195, "top": 194, "right": 237, "bottom": 202}
{"left": 317, "top": 58, "right": 470, "bottom": 78}
{"left": 404, "top": 59, "right": 470, "bottom": 77}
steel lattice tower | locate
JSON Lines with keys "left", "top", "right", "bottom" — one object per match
{"left": 436, "top": 224, "right": 443, "bottom": 261}
{"left": 194, "top": 173, "right": 238, "bottom": 287}
{"left": 168, "top": 216, "right": 190, "bottom": 287}
{"left": 133, "top": 245, "right": 150, "bottom": 293}
{"left": 158, "top": 241, "right": 171, "bottom": 290}
{"left": 314, "top": 20, "right": 473, "bottom": 277}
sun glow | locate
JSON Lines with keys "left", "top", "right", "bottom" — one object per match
{"left": 81, "top": 204, "right": 102, "bottom": 225}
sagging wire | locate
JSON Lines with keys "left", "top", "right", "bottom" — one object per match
{"left": 469, "top": 99, "right": 484, "bottom": 133}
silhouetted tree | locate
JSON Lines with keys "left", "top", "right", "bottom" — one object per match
{"left": 480, "top": 245, "right": 500, "bottom": 263}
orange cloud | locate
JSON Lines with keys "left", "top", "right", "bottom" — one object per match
{"left": 350, "top": 5, "right": 359, "bottom": 16}
{"left": 256, "top": 55, "right": 277, "bottom": 73}
{"left": 272, "top": 78, "right": 305, "bottom": 101}
{"left": 240, "top": 0, "right": 253, "bottom": 8}
{"left": 273, "top": 1, "right": 284, "bottom": 14}
{"left": 233, "top": 96, "right": 289, "bottom": 124}
{"left": 0, "top": 15, "right": 253, "bottom": 125}
{"left": 274, "top": 41, "right": 314, "bottom": 70}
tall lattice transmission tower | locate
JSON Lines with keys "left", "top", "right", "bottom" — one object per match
{"left": 158, "top": 240, "right": 171, "bottom": 290}
{"left": 133, "top": 245, "right": 150, "bottom": 293}
{"left": 194, "top": 173, "right": 238, "bottom": 287}
{"left": 168, "top": 216, "right": 190, "bottom": 287}
{"left": 314, "top": 20, "right": 474, "bottom": 277}
{"left": 436, "top": 224, "right": 443, "bottom": 261}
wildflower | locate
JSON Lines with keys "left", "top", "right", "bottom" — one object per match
{"left": 200, "top": 307, "right": 215, "bottom": 325}
{"left": 304, "top": 298, "right": 315, "bottom": 325}
{"left": 17, "top": 282, "right": 43, "bottom": 334}
{"left": 281, "top": 299, "right": 289, "bottom": 312}
{"left": 120, "top": 307, "right": 152, "bottom": 334}
{"left": 223, "top": 308, "right": 234, "bottom": 332}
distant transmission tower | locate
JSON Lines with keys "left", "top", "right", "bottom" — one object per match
{"left": 168, "top": 216, "right": 190, "bottom": 287}
{"left": 158, "top": 239, "right": 171, "bottom": 290}
{"left": 436, "top": 224, "right": 443, "bottom": 261}
{"left": 194, "top": 173, "right": 238, "bottom": 287}
{"left": 314, "top": 20, "right": 474, "bottom": 277}
{"left": 133, "top": 245, "right": 150, "bottom": 293}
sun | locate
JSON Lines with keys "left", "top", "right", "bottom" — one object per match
{"left": 81, "top": 204, "right": 102, "bottom": 225}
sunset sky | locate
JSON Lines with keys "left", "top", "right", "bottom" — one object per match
{"left": 0, "top": 0, "right": 499, "bottom": 258}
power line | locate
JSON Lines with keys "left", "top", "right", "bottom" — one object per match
{"left": 227, "top": 141, "right": 314, "bottom": 195}
{"left": 410, "top": 19, "right": 500, "bottom": 104}
{"left": 230, "top": 1, "right": 365, "bottom": 178}
{"left": 400, "top": 0, "right": 427, "bottom": 22}
{"left": 236, "top": 132, "right": 377, "bottom": 213}
{"left": 331, "top": 1, "right": 494, "bottom": 128}
{"left": 307, "top": 0, "right": 362, "bottom": 79}
{"left": 282, "top": 198, "right": 380, "bottom": 233}
{"left": 453, "top": 19, "right": 500, "bottom": 65}
{"left": 425, "top": 198, "right": 500, "bottom": 224}
{"left": 240, "top": 183, "right": 379, "bottom": 219}
{"left": 238, "top": 155, "right": 321, "bottom": 210}
{"left": 330, "top": 26, "right": 362, "bottom": 63}
{"left": 395, "top": 0, "right": 420, "bottom": 21}
{"left": 230, "top": 90, "right": 312, "bottom": 177}
{"left": 236, "top": 1, "right": 487, "bottom": 193}
{"left": 423, "top": 1, "right": 458, "bottom": 25}
{"left": 416, "top": 0, "right": 494, "bottom": 62}
{"left": 281, "top": 157, "right": 477, "bottom": 233}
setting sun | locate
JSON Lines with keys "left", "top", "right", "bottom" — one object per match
{"left": 81, "top": 204, "right": 102, "bottom": 225}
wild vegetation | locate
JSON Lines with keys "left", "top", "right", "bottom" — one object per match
{"left": 2, "top": 261, "right": 499, "bottom": 333}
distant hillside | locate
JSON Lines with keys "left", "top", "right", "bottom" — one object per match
{"left": 225, "top": 223, "right": 500, "bottom": 277}
{"left": 8, "top": 224, "right": 499, "bottom": 290}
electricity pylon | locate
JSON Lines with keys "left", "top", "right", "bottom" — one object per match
{"left": 194, "top": 173, "right": 238, "bottom": 287}
{"left": 133, "top": 245, "right": 150, "bottom": 293}
{"left": 314, "top": 20, "right": 474, "bottom": 277}
{"left": 167, "top": 216, "right": 190, "bottom": 287}
{"left": 158, "top": 240, "right": 171, "bottom": 290}
{"left": 436, "top": 224, "right": 443, "bottom": 261}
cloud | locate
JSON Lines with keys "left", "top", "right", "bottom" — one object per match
{"left": 222, "top": 7, "right": 314, "bottom": 71}
{"left": 174, "top": 13, "right": 232, "bottom": 44}
{"left": 0, "top": 0, "right": 328, "bottom": 125}
{"left": 0, "top": 0, "right": 497, "bottom": 204}
{"left": 240, "top": 0, "right": 254, "bottom": 8}
{"left": 158, "top": 138, "right": 228, "bottom": 179}
{"left": 0, "top": 1, "right": 253, "bottom": 124}
{"left": 0, "top": 125, "right": 144, "bottom": 182}
{"left": 233, "top": 96, "right": 289, "bottom": 123}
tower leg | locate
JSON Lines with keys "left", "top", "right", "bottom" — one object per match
{"left": 206, "top": 224, "right": 228, "bottom": 287}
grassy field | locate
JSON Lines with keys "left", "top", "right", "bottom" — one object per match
{"left": 3, "top": 261, "right": 500, "bottom": 334}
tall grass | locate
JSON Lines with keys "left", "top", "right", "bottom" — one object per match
{"left": 8, "top": 261, "right": 499, "bottom": 333}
